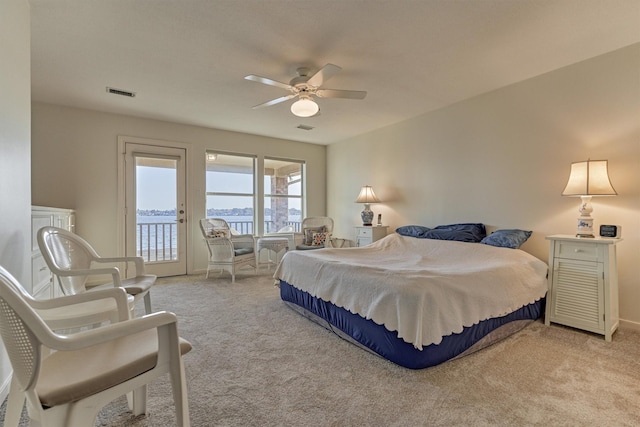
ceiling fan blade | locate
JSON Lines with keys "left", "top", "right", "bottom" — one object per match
{"left": 316, "top": 89, "right": 367, "bottom": 100}
{"left": 251, "top": 94, "right": 296, "bottom": 109}
{"left": 244, "top": 74, "right": 293, "bottom": 91}
{"left": 306, "top": 64, "right": 342, "bottom": 87}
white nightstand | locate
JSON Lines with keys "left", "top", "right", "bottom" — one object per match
{"left": 355, "top": 226, "right": 388, "bottom": 247}
{"left": 544, "top": 234, "right": 621, "bottom": 341}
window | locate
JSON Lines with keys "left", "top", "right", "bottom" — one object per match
{"left": 205, "top": 152, "right": 256, "bottom": 234}
{"left": 264, "top": 157, "right": 304, "bottom": 233}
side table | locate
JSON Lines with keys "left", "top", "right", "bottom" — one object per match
{"left": 257, "top": 236, "right": 289, "bottom": 270}
{"left": 355, "top": 226, "right": 388, "bottom": 247}
{"left": 545, "top": 234, "right": 621, "bottom": 341}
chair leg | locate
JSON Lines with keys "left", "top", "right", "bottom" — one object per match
{"left": 130, "top": 385, "right": 148, "bottom": 416}
{"left": 143, "top": 292, "right": 152, "bottom": 315}
{"left": 169, "top": 357, "right": 191, "bottom": 427}
{"left": 4, "top": 376, "right": 25, "bottom": 427}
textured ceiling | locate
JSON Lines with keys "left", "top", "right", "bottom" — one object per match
{"left": 30, "top": 0, "right": 640, "bottom": 145}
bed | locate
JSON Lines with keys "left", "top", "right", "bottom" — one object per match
{"left": 274, "top": 224, "right": 548, "bottom": 369}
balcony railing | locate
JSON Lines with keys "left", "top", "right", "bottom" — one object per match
{"left": 137, "top": 220, "right": 301, "bottom": 263}
{"left": 227, "top": 220, "right": 301, "bottom": 234}
{"left": 137, "top": 222, "right": 177, "bottom": 262}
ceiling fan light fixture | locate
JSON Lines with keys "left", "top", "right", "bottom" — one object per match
{"left": 290, "top": 97, "right": 319, "bottom": 117}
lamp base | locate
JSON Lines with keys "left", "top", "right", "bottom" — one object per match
{"left": 575, "top": 195, "right": 595, "bottom": 238}
{"left": 361, "top": 204, "right": 374, "bottom": 226}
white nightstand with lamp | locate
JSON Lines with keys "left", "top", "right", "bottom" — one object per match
{"left": 545, "top": 159, "right": 621, "bottom": 341}
{"left": 354, "top": 185, "right": 387, "bottom": 246}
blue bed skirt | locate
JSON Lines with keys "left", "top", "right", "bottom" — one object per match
{"left": 280, "top": 280, "right": 544, "bottom": 369}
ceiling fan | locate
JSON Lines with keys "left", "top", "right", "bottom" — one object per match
{"left": 244, "top": 64, "right": 367, "bottom": 117}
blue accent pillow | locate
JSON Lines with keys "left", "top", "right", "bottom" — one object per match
{"left": 424, "top": 223, "right": 486, "bottom": 243}
{"left": 481, "top": 229, "right": 532, "bottom": 249}
{"left": 395, "top": 225, "right": 431, "bottom": 238}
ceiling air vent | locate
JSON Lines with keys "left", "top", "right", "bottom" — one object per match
{"left": 297, "top": 124, "right": 314, "bottom": 131}
{"left": 106, "top": 87, "right": 136, "bottom": 97}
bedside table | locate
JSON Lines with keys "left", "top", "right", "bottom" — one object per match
{"left": 355, "top": 226, "right": 388, "bottom": 247}
{"left": 544, "top": 234, "right": 621, "bottom": 341}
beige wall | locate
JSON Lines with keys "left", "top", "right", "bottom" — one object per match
{"left": 0, "top": 0, "right": 31, "bottom": 402}
{"left": 31, "top": 104, "right": 326, "bottom": 274}
{"left": 327, "top": 44, "right": 640, "bottom": 327}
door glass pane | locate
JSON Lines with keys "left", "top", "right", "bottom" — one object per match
{"left": 205, "top": 152, "right": 256, "bottom": 234}
{"left": 136, "top": 156, "right": 178, "bottom": 262}
{"left": 264, "top": 158, "right": 303, "bottom": 233}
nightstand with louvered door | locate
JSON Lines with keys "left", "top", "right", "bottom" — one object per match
{"left": 355, "top": 226, "right": 388, "bottom": 247}
{"left": 544, "top": 235, "right": 621, "bottom": 341}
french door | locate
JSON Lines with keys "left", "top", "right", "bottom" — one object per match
{"left": 123, "top": 142, "right": 187, "bottom": 277}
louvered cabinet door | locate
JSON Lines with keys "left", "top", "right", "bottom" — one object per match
{"left": 550, "top": 258, "right": 604, "bottom": 332}
{"left": 545, "top": 235, "right": 621, "bottom": 341}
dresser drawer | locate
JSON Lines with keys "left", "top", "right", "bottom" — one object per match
{"left": 356, "top": 227, "right": 372, "bottom": 238}
{"left": 554, "top": 240, "right": 600, "bottom": 262}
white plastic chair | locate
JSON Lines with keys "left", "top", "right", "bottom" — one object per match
{"left": 295, "top": 216, "right": 334, "bottom": 250}
{"left": 38, "top": 226, "right": 156, "bottom": 314}
{"left": 0, "top": 265, "right": 192, "bottom": 427}
{"left": 2, "top": 277, "right": 133, "bottom": 426}
{"left": 199, "top": 218, "right": 256, "bottom": 283}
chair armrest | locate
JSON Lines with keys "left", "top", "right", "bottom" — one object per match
{"left": 92, "top": 256, "right": 146, "bottom": 275}
{"left": 28, "top": 287, "right": 130, "bottom": 322}
{"left": 52, "top": 267, "right": 123, "bottom": 287}
{"left": 43, "top": 311, "right": 179, "bottom": 351}
{"left": 230, "top": 235, "right": 256, "bottom": 244}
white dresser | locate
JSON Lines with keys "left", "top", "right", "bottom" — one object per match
{"left": 544, "top": 234, "right": 621, "bottom": 341}
{"left": 355, "top": 226, "right": 388, "bottom": 247}
{"left": 31, "top": 206, "right": 76, "bottom": 299}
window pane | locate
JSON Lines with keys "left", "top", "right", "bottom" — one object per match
{"left": 135, "top": 157, "right": 178, "bottom": 262}
{"left": 264, "top": 160, "right": 302, "bottom": 196}
{"left": 264, "top": 158, "right": 304, "bottom": 233}
{"left": 205, "top": 152, "right": 255, "bottom": 235}
{"left": 207, "top": 170, "right": 253, "bottom": 193}
{"left": 264, "top": 197, "right": 302, "bottom": 233}
{"left": 206, "top": 195, "right": 254, "bottom": 234}
{"left": 206, "top": 153, "right": 255, "bottom": 194}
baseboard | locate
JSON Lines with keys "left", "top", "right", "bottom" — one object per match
{"left": 619, "top": 318, "right": 640, "bottom": 331}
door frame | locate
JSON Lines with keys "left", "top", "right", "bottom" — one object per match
{"left": 117, "top": 136, "right": 193, "bottom": 276}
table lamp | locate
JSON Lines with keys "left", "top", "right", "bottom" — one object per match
{"left": 355, "top": 185, "right": 380, "bottom": 226}
{"left": 562, "top": 159, "right": 617, "bottom": 237}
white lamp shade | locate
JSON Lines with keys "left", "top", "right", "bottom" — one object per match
{"left": 355, "top": 185, "right": 381, "bottom": 203}
{"left": 290, "top": 97, "right": 319, "bottom": 117}
{"left": 562, "top": 160, "right": 617, "bottom": 196}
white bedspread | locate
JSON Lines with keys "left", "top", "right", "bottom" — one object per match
{"left": 274, "top": 233, "right": 548, "bottom": 349}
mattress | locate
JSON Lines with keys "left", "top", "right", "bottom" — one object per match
{"left": 274, "top": 234, "right": 548, "bottom": 349}
{"left": 280, "top": 280, "right": 544, "bottom": 369}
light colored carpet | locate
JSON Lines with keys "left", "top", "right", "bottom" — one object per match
{"left": 2, "top": 271, "right": 640, "bottom": 426}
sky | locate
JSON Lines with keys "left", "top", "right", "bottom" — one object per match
{"left": 137, "top": 166, "right": 177, "bottom": 210}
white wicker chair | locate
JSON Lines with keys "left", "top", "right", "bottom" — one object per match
{"left": 295, "top": 217, "right": 334, "bottom": 250}
{"left": 38, "top": 226, "right": 156, "bottom": 315}
{"left": 0, "top": 265, "right": 192, "bottom": 427}
{"left": 199, "top": 218, "right": 256, "bottom": 283}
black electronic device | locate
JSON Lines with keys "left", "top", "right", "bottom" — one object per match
{"left": 599, "top": 225, "right": 621, "bottom": 238}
